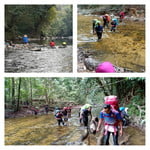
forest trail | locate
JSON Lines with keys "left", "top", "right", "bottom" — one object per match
{"left": 5, "top": 45, "right": 72, "bottom": 73}
{"left": 5, "top": 108, "right": 145, "bottom": 145}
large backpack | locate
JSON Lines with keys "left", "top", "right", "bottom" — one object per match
{"left": 104, "top": 95, "right": 119, "bottom": 111}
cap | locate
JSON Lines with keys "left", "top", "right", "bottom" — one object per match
{"left": 103, "top": 104, "right": 111, "bottom": 109}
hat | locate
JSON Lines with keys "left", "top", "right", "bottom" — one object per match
{"left": 103, "top": 104, "right": 111, "bottom": 109}
{"left": 95, "top": 62, "right": 115, "bottom": 73}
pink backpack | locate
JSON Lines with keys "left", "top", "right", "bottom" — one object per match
{"left": 95, "top": 62, "right": 115, "bottom": 73}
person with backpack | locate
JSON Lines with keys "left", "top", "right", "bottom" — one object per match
{"left": 103, "top": 14, "right": 111, "bottom": 29}
{"left": 62, "top": 107, "right": 68, "bottom": 125}
{"left": 119, "top": 107, "right": 129, "bottom": 126}
{"left": 92, "top": 19, "right": 101, "bottom": 34}
{"left": 49, "top": 40, "right": 56, "bottom": 48}
{"left": 55, "top": 109, "right": 64, "bottom": 126}
{"left": 96, "top": 104, "right": 123, "bottom": 145}
{"left": 22, "top": 34, "right": 29, "bottom": 44}
{"left": 119, "top": 11, "right": 125, "bottom": 22}
{"left": 79, "top": 104, "right": 92, "bottom": 127}
{"left": 110, "top": 18, "right": 119, "bottom": 32}
{"left": 95, "top": 22, "right": 103, "bottom": 41}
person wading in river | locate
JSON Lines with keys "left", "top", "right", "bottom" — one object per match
{"left": 96, "top": 104, "right": 123, "bottom": 145}
{"left": 55, "top": 110, "right": 64, "bottom": 126}
{"left": 79, "top": 104, "right": 92, "bottom": 127}
{"left": 95, "top": 22, "right": 103, "bottom": 41}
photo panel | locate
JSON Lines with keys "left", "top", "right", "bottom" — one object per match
{"left": 77, "top": 5, "right": 145, "bottom": 73}
{"left": 5, "top": 77, "right": 145, "bottom": 145}
{"left": 5, "top": 5, "right": 73, "bottom": 73}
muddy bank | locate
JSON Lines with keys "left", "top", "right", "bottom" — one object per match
{"left": 5, "top": 44, "right": 72, "bottom": 73}
{"left": 78, "top": 14, "right": 145, "bottom": 72}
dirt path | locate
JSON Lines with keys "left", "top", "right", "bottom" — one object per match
{"left": 5, "top": 45, "right": 72, "bottom": 73}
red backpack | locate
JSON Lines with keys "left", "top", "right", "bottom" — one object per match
{"left": 104, "top": 95, "right": 119, "bottom": 111}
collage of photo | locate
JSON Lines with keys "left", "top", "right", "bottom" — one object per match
{"left": 1, "top": 1, "right": 147, "bottom": 148}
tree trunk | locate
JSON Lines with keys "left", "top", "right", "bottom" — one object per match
{"left": 11, "top": 78, "right": 15, "bottom": 106}
{"left": 16, "top": 78, "right": 21, "bottom": 112}
{"left": 30, "top": 78, "right": 33, "bottom": 105}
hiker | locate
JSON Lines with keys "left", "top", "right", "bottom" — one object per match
{"left": 66, "top": 105, "right": 72, "bottom": 117}
{"left": 95, "top": 22, "right": 103, "bottom": 41}
{"left": 119, "top": 11, "right": 125, "bottom": 22}
{"left": 110, "top": 18, "right": 119, "bottom": 32}
{"left": 44, "top": 105, "right": 49, "bottom": 114}
{"left": 95, "top": 62, "right": 116, "bottom": 73}
{"left": 55, "top": 109, "right": 64, "bottom": 126}
{"left": 103, "top": 14, "right": 111, "bottom": 29}
{"left": 96, "top": 104, "right": 123, "bottom": 145}
{"left": 22, "top": 34, "right": 29, "bottom": 44}
{"left": 49, "top": 40, "right": 56, "bottom": 48}
{"left": 79, "top": 104, "right": 92, "bottom": 127}
{"left": 62, "top": 107, "right": 68, "bottom": 125}
{"left": 119, "top": 107, "right": 129, "bottom": 126}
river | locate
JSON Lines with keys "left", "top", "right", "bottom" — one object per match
{"left": 5, "top": 108, "right": 145, "bottom": 145}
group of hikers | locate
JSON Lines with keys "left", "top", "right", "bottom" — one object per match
{"left": 93, "top": 11, "right": 125, "bottom": 41}
{"left": 78, "top": 95, "right": 129, "bottom": 145}
{"left": 53, "top": 95, "right": 129, "bottom": 145}
{"left": 54, "top": 106, "right": 72, "bottom": 126}
{"left": 5, "top": 34, "right": 67, "bottom": 49}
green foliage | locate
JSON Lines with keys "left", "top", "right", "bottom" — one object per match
{"left": 5, "top": 77, "right": 145, "bottom": 116}
{"left": 5, "top": 5, "right": 72, "bottom": 40}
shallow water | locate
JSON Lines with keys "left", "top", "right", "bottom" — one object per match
{"left": 78, "top": 15, "right": 145, "bottom": 72}
{"left": 5, "top": 109, "right": 145, "bottom": 145}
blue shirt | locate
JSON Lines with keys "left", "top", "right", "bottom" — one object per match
{"left": 22, "top": 37, "right": 29, "bottom": 43}
{"left": 100, "top": 110, "right": 122, "bottom": 125}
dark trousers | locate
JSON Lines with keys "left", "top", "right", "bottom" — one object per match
{"left": 96, "top": 31, "right": 102, "bottom": 40}
{"left": 57, "top": 118, "right": 64, "bottom": 126}
{"left": 82, "top": 116, "right": 88, "bottom": 127}
{"left": 111, "top": 26, "right": 116, "bottom": 32}
{"left": 103, "top": 131, "right": 119, "bottom": 145}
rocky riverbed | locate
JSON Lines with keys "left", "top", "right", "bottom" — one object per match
{"left": 5, "top": 44, "right": 72, "bottom": 73}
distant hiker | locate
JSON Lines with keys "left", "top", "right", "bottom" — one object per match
{"left": 96, "top": 104, "right": 123, "bottom": 145}
{"left": 22, "top": 34, "right": 29, "bottom": 44}
{"left": 62, "top": 42, "right": 67, "bottom": 48}
{"left": 119, "top": 11, "right": 125, "bottom": 22}
{"left": 44, "top": 105, "right": 49, "bottom": 114}
{"left": 110, "top": 18, "right": 119, "bottom": 32}
{"left": 95, "top": 62, "right": 116, "bottom": 73}
{"left": 49, "top": 40, "right": 56, "bottom": 48}
{"left": 66, "top": 105, "right": 72, "bottom": 117}
{"left": 55, "top": 109, "right": 64, "bottom": 126}
{"left": 95, "top": 22, "right": 103, "bottom": 41}
{"left": 103, "top": 14, "right": 111, "bottom": 29}
{"left": 119, "top": 107, "right": 129, "bottom": 126}
{"left": 79, "top": 104, "right": 92, "bottom": 127}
